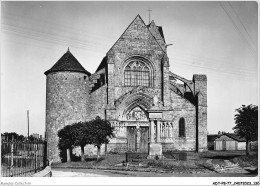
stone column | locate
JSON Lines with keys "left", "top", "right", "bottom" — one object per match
{"left": 136, "top": 125, "right": 140, "bottom": 152}
{"left": 147, "top": 111, "right": 163, "bottom": 159}
{"left": 150, "top": 120, "right": 155, "bottom": 143}
{"left": 157, "top": 120, "right": 161, "bottom": 143}
{"left": 193, "top": 74, "right": 207, "bottom": 152}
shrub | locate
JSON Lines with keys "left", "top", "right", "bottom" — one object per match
{"left": 108, "top": 151, "right": 118, "bottom": 154}
{"left": 147, "top": 159, "right": 195, "bottom": 170}
{"left": 96, "top": 157, "right": 104, "bottom": 163}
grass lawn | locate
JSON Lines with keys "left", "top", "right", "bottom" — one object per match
{"left": 198, "top": 150, "right": 258, "bottom": 167}
{"left": 51, "top": 150, "right": 258, "bottom": 174}
{"left": 52, "top": 154, "right": 126, "bottom": 169}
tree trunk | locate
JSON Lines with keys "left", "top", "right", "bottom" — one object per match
{"left": 246, "top": 139, "right": 249, "bottom": 156}
{"left": 81, "top": 146, "right": 85, "bottom": 162}
{"left": 66, "top": 148, "right": 71, "bottom": 162}
{"left": 97, "top": 145, "right": 101, "bottom": 161}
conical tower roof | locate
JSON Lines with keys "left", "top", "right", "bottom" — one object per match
{"left": 44, "top": 49, "right": 91, "bottom": 76}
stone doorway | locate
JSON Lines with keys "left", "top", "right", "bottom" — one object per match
{"left": 139, "top": 126, "right": 149, "bottom": 153}
{"left": 127, "top": 126, "right": 136, "bottom": 152}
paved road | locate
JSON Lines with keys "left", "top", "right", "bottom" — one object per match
{"left": 52, "top": 168, "right": 257, "bottom": 177}
{"left": 52, "top": 170, "right": 107, "bottom": 177}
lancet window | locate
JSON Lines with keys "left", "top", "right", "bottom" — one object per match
{"left": 179, "top": 117, "right": 185, "bottom": 137}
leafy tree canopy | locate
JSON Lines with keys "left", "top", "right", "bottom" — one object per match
{"left": 28, "top": 135, "right": 42, "bottom": 142}
{"left": 88, "top": 116, "right": 115, "bottom": 148}
{"left": 57, "top": 125, "right": 74, "bottom": 150}
{"left": 1, "top": 132, "right": 25, "bottom": 141}
{"left": 233, "top": 104, "right": 258, "bottom": 142}
{"left": 71, "top": 122, "right": 91, "bottom": 147}
{"left": 57, "top": 116, "right": 115, "bottom": 161}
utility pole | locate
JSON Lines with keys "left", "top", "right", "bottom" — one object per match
{"left": 27, "top": 110, "right": 29, "bottom": 139}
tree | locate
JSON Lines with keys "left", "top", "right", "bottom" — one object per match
{"left": 57, "top": 117, "right": 114, "bottom": 162}
{"left": 2, "top": 132, "right": 25, "bottom": 141}
{"left": 71, "top": 122, "right": 91, "bottom": 162}
{"left": 57, "top": 125, "right": 74, "bottom": 162}
{"left": 28, "top": 135, "right": 39, "bottom": 142}
{"left": 19, "top": 135, "right": 25, "bottom": 142}
{"left": 233, "top": 104, "right": 258, "bottom": 155}
{"left": 88, "top": 116, "right": 114, "bottom": 160}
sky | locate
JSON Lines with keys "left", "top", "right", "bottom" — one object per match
{"left": 1, "top": 1, "right": 258, "bottom": 137}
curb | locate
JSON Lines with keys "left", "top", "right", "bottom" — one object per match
{"left": 31, "top": 166, "right": 52, "bottom": 177}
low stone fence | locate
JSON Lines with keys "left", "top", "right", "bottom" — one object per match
{"left": 31, "top": 166, "right": 52, "bottom": 177}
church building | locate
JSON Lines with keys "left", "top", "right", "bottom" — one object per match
{"left": 44, "top": 15, "right": 208, "bottom": 162}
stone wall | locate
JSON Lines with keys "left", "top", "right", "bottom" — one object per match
{"left": 84, "top": 82, "right": 108, "bottom": 157}
{"left": 106, "top": 15, "right": 165, "bottom": 110}
{"left": 107, "top": 142, "right": 128, "bottom": 153}
{"left": 45, "top": 72, "right": 89, "bottom": 162}
{"left": 72, "top": 145, "right": 106, "bottom": 157}
{"left": 193, "top": 75, "right": 208, "bottom": 151}
{"left": 162, "top": 91, "right": 197, "bottom": 151}
{"left": 162, "top": 63, "right": 170, "bottom": 108}
{"left": 89, "top": 85, "right": 107, "bottom": 119}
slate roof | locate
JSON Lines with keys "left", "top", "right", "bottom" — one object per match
{"left": 207, "top": 134, "right": 220, "bottom": 143}
{"left": 95, "top": 56, "right": 107, "bottom": 73}
{"left": 157, "top": 26, "right": 165, "bottom": 42}
{"left": 224, "top": 133, "right": 246, "bottom": 142}
{"left": 44, "top": 49, "right": 91, "bottom": 76}
{"left": 214, "top": 133, "right": 246, "bottom": 142}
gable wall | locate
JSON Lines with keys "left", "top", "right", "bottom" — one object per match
{"left": 107, "top": 16, "right": 165, "bottom": 104}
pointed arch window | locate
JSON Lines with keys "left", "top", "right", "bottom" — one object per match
{"left": 124, "top": 66, "right": 131, "bottom": 86}
{"left": 143, "top": 67, "right": 150, "bottom": 87}
{"left": 124, "top": 60, "right": 152, "bottom": 87}
{"left": 179, "top": 117, "right": 185, "bottom": 137}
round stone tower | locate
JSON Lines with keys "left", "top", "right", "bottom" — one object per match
{"left": 44, "top": 48, "right": 91, "bottom": 162}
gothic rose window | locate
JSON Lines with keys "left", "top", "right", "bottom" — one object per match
{"left": 124, "top": 61, "right": 152, "bottom": 87}
{"left": 179, "top": 117, "right": 185, "bottom": 137}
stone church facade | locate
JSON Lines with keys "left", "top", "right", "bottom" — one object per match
{"left": 45, "top": 15, "right": 207, "bottom": 162}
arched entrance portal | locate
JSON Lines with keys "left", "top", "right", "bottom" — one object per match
{"left": 124, "top": 106, "right": 149, "bottom": 152}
